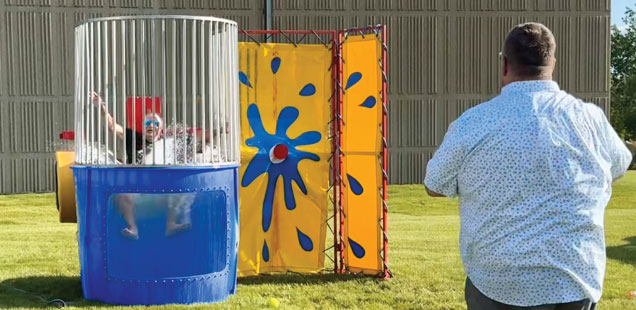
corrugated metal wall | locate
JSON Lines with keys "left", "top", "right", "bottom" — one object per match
{"left": 0, "top": 0, "right": 263, "bottom": 194}
{"left": 0, "top": 0, "right": 610, "bottom": 193}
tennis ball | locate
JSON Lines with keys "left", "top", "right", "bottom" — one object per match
{"left": 267, "top": 297, "right": 280, "bottom": 308}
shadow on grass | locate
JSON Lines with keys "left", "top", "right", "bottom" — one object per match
{"left": 607, "top": 236, "right": 636, "bottom": 266}
{"left": 0, "top": 273, "right": 368, "bottom": 308}
{"left": 238, "top": 272, "right": 371, "bottom": 286}
{"left": 0, "top": 276, "right": 104, "bottom": 309}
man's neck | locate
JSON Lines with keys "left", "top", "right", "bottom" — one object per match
{"left": 502, "top": 75, "right": 553, "bottom": 87}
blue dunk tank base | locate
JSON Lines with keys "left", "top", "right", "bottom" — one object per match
{"left": 72, "top": 166, "right": 239, "bottom": 305}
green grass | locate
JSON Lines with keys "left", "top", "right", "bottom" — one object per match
{"left": 1, "top": 172, "right": 635, "bottom": 309}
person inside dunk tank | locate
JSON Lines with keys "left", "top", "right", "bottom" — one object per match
{"left": 90, "top": 92, "right": 194, "bottom": 240}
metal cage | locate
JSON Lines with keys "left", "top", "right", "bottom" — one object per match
{"left": 74, "top": 16, "right": 239, "bottom": 166}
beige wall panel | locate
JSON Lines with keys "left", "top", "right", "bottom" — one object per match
{"left": 0, "top": 0, "right": 609, "bottom": 191}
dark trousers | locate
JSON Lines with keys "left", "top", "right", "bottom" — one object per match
{"left": 465, "top": 278, "right": 597, "bottom": 310}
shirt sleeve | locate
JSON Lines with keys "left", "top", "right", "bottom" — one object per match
{"left": 424, "top": 120, "right": 466, "bottom": 198}
{"left": 605, "top": 125, "right": 632, "bottom": 180}
{"left": 593, "top": 106, "right": 633, "bottom": 180}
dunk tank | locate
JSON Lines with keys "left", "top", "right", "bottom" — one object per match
{"left": 61, "top": 15, "right": 389, "bottom": 306}
{"left": 72, "top": 16, "right": 240, "bottom": 305}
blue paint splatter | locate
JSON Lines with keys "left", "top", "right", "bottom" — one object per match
{"left": 271, "top": 57, "right": 281, "bottom": 74}
{"left": 239, "top": 71, "right": 252, "bottom": 88}
{"left": 262, "top": 240, "right": 270, "bottom": 262}
{"left": 360, "top": 96, "right": 376, "bottom": 108}
{"left": 299, "top": 84, "right": 316, "bottom": 96}
{"left": 297, "top": 228, "right": 313, "bottom": 252}
{"left": 347, "top": 174, "right": 364, "bottom": 195}
{"left": 348, "top": 238, "right": 366, "bottom": 258}
{"left": 345, "top": 72, "right": 362, "bottom": 90}
{"left": 242, "top": 104, "right": 321, "bottom": 232}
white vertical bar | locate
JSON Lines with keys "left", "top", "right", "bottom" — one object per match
{"left": 181, "top": 19, "right": 186, "bottom": 164}
{"left": 191, "top": 20, "right": 197, "bottom": 164}
{"left": 104, "top": 21, "right": 109, "bottom": 165}
{"left": 208, "top": 22, "right": 214, "bottom": 164}
{"left": 73, "top": 27, "right": 79, "bottom": 162}
{"left": 131, "top": 20, "right": 137, "bottom": 165}
{"left": 227, "top": 23, "right": 233, "bottom": 163}
{"left": 89, "top": 22, "right": 95, "bottom": 164}
{"left": 230, "top": 26, "right": 241, "bottom": 163}
{"left": 84, "top": 24, "right": 89, "bottom": 164}
{"left": 112, "top": 20, "right": 117, "bottom": 163}
{"left": 151, "top": 19, "right": 156, "bottom": 165}
{"left": 161, "top": 19, "right": 167, "bottom": 165}
{"left": 87, "top": 22, "right": 91, "bottom": 164}
{"left": 141, "top": 20, "right": 147, "bottom": 165}
{"left": 121, "top": 20, "right": 127, "bottom": 165}
{"left": 214, "top": 22, "right": 221, "bottom": 164}
{"left": 200, "top": 21, "right": 206, "bottom": 164}
{"left": 75, "top": 26, "right": 80, "bottom": 162}
{"left": 97, "top": 21, "right": 102, "bottom": 165}
{"left": 172, "top": 20, "right": 177, "bottom": 165}
{"left": 230, "top": 23, "right": 235, "bottom": 163}
{"left": 221, "top": 24, "right": 228, "bottom": 162}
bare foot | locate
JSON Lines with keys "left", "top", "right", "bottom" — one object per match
{"left": 121, "top": 227, "right": 139, "bottom": 240}
{"left": 166, "top": 223, "right": 191, "bottom": 237}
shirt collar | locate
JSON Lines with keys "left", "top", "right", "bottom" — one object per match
{"left": 501, "top": 80, "right": 560, "bottom": 94}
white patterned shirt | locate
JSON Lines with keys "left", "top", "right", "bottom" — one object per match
{"left": 424, "top": 80, "right": 633, "bottom": 306}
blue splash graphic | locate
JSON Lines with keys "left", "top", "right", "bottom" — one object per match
{"left": 271, "top": 57, "right": 281, "bottom": 74}
{"left": 348, "top": 238, "right": 366, "bottom": 258}
{"left": 360, "top": 96, "right": 376, "bottom": 108}
{"left": 299, "top": 84, "right": 316, "bottom": 96}
{"left": 347, "top": 174, "right": 364, "bottom": 195}
{"left": 239, "top": 71, "right": 252, "bottom": 88}
{"left": 262, "top": 240, "right": 270, "bottom": 262}
{"left": 241, "top": 104, "right": 321, "bottom": 232}
{"left": 297, "top": 228, "right": 314, "bottom": 252}
{"left": 345, "top": 72, "right": 362, "bottom": 90}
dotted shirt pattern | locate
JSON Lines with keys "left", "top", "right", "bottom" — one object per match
{"left": 424, "top": 81, "right": 633, "bottom": 307}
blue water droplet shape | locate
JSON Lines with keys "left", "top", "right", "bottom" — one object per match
{"left": 271, "top": 57, "right": 281, "bottom": 74}
{"left": 347, "top": 174, "right": 364, "bottom": 195}
{"left": 348, "top": 238, "right": 366, "bottom": 258}
{"left": 345, "top": 72, "right": 362, "bottom": 90}
{"left": 263, "top": 240, "right": 270, "bottom": 262}
{"left": 299, "top": 84, "right": 316, "bottom": 96}
{"left": 296, "top": 228, "right": 314, "bottom": 252}
{"left": 239, "top": 71, "right": 252, "bottom": 88}
{"left": 360, "top": 96, "right": 376, "bottom": 108}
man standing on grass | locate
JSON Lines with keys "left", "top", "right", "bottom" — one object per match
{"left": 424, "top": 22, "right": 632, "bottom": 310}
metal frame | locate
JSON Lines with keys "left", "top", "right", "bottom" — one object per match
{"left": 241, "top": 26, "right": 391, "bottom": 279}
{"left": 79, "top": 15, "right": 237, "bottom": 26}
{"left": 337, "top": 25, "right": 391, "bottom": 279}
{"left": 240, "top": 29, "right": 340, "bottom": 274}
{"left": 74, "top": 16, "right": 240, "bottom": 167}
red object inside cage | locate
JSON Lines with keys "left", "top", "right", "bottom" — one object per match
{"left": 59, "top": 131, "right": 75, "bottom": 141}
{"left": 126, "top": 97, "right": 162, "bottom": 133}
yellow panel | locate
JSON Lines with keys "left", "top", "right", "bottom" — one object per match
{"left": 56, "top": 151, "right": 77, "bottom": 223}
{"left": 342, "top": 155, "right": 381, "bottom": 273}
{"left": 238, "top": 43, "right": 332, "bottom": 276}
{"left": 341, "top": 35, "right": 383, "bottom": 275}
{"left": 342, "top": 36, "right": 382, "bottom": 154}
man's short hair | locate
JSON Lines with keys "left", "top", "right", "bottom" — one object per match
{"left": 503, "top": 22, "right": 556, "bottom": 77}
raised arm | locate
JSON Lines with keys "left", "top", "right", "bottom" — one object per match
{"left": 91, "top": 92, "right": 124, "bottom": 138}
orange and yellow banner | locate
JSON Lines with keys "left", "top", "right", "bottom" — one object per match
{"left": 237, "top": 43, "right": 332, "bottom": 276}
{"left": 341, "top": 35, "right": 383, "bottom": 275}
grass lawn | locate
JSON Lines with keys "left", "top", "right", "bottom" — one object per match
{"left": 1, "top": 172, "right": 635, "bottom": 310}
